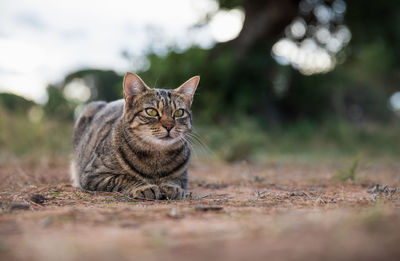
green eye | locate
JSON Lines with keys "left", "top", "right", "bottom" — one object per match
{"left": 145, "top": 108, "right": 158, "bottom": 117}
{"left": 174, "top": 109, "right": 184, "bottom": 117}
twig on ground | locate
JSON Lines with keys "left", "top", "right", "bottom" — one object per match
{"left": 213, "top": 197, "right": 233, "bottom": 202}
{"left": 367, "top": 184, "right": 400, "bottom": 199}
{"left": 315, "top": 196, "right": 327, "bottom": 205}
{"left": 289, "top": 192, "right": 313, "bottom": 199}
{"left": 255, "top": 188, "right": 268, "bottom": 199}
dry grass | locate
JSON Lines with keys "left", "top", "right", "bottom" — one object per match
{"left": 1, "top": 158, "right": 399, "bottom": 261}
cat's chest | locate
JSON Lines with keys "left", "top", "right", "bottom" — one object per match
{"left": 139, "top": 147, "right": 186, "bottom": 166}
{"left": 133, "top": 146, "right": 190, "bottom": 176}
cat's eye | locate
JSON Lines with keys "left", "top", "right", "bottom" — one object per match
{"left": 173, "top": 109, "right": 184, "bottom": 117}
{"left": 145, "top": 108, "right": 158, "bottom": 117}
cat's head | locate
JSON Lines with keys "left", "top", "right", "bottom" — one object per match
{"left": 122, "top": 72, "right": 199, "bottom": 148}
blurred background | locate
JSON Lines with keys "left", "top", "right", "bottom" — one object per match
{"left": 1, "top": 0, "right": 399, "bottom": 162}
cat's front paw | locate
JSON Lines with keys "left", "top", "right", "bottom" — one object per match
{"left": 129, "top": 185, "right": 162, "bottom": 200}
{"left": 160, "top": 183, "right": 185, "bottom": 200}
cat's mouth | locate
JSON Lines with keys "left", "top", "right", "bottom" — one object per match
{"left": 160, "top": 134, "right": 174, "bottom": 140}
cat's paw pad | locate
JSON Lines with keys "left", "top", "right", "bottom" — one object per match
{"left": 130, "top": 185, "right": 161, "bottom": 200}
{"left": 160, "top": 184, "right": 185, "bottom": 200}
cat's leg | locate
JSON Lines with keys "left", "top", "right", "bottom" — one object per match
{"left": 81, "top": 173, "right": 162, "bottom": 200}
{"left": 159, "top": 171, "right": 188, "bottom": 200}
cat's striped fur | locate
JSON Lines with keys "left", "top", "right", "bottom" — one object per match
{"left": 71, "top": 73, "right": 199, "bottom": 200}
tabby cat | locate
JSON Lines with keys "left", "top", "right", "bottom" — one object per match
{"left": 70, "top": 72, "right": 199, "bottom": 200}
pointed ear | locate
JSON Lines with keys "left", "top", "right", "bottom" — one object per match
{"left": 173, "top": 76, "right": 200, "bottom": 106}
{"left": 123, "top": 72, "right": 150, "bottom": 103}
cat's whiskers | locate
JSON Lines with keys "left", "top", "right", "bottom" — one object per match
{"left": 178, "top": 135, "right": 198, "bottom": 159}
{"left": 187, "top": 131, "right": 214, "bottom": 157}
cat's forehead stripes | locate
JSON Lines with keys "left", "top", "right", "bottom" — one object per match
{"left": 152, "top": 89, "right": 183, "bottom": 113}
{"left": 156, "top": 89, "right": 170, "bottom": 108}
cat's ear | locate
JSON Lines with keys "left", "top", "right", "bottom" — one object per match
{"left": 174, "top": 76, "right": 200, "bottom": 106}
{"left": 123, "top": 72, "right": 150, "bottom": 103}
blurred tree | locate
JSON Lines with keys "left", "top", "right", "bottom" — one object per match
{"left": 139, "top": 0, "right": 302, "bottom": 124}
{"left": 138, "top": 0, "right": 400, "bottom": 125}
{"left": 43, "top": 69, "right": 123, "bottom": 120}
{"left": 0, "top": 93, "right": 35, "bottom": 113}
{"left": 44, "top": 0, "right": 400, "bottom": 125}
{"left": 43, "top": 85, "right": 75, "bottom": 120}
{"left": 216, "top": 0, "right": 299, "bottom": 59}
{"left": 64, "top": 69, "right": 123, "bottom": 102}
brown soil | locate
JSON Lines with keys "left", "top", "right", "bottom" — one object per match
{"left": 1, "top": 159, "right": 399, "bottom": 261}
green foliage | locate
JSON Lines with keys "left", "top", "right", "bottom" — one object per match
{"left": 0, "top": 105, "right": 72, "bottom": 161}
{"left": 138, "top": 45, "right": 278, "bottom": 124}
{"left": 136, "top": 41, "right": 396, "bottom": 126}
{"left": 43, "top": 85, "right": 75, "bottom": 120}
{"left": 217, "top": 0, "right": 243, "bottom": 9}
{"left": 139, "top": 47, "right": 221, "bottom": 122}
{"left": 195, "top": 117, "right": 266, "bottom": 162}
{"left": 130, "top": 0, "right": 400, "bottom": 125}
{"left": 1, "top": 99, "right": 399, "bottom": 163}
{"left": 140, "top": 48, "right": 208, "bottom": 88}
{"left": 3, "top": 0, "right": 400, "bottom": 164}
{"left": 33, "top": 1, "right": 400, "bottom": 127}
{"left": 0, "top": 93, "right": 35, "bottom": 113}
{"left": 64, "top": 69, "right": 123, "bottom": 102}
{"left": 335, "top": 155, "right": 361, "bottom": 181}
{"left": 194, "top": 119, "right": 400, "bottom": 162}
{"left": 41, "top": 69, "right": 123, "bottom": 120}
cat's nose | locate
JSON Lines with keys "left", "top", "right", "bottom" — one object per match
{"left": 161, "top": 118, "right": 175, "bottom": 131}
{"left": 162, "top": 122, "right": 175, "bottom": 131}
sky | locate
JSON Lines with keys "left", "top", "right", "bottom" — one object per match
{"left": 0, "top": 0, "right": 244, "bottom": 103}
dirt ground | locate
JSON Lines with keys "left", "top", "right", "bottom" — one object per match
{"left": 1, "top": 158, "right": 399, "bottom": 261}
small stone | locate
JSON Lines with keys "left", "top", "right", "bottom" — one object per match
{"left": 167, "top": 207, "right": 183, "bottom": 219}
{"left": 170, "top": 207, "right": 177, "bottom": 216}
{"left": 10, "top": 202, "right": 30, "bottom": 211}
{"left": 30, "top": 194, "right": 46, "bottom": 204}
